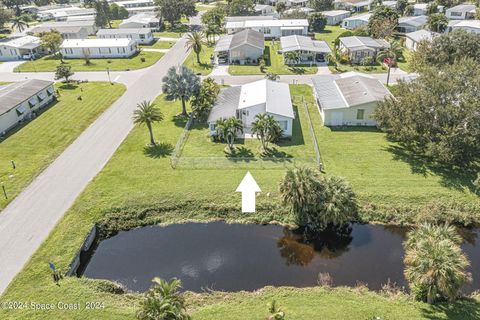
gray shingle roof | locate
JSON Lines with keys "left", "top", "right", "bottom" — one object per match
{"left": 280, "top": 35, "right": 331, "bottom": 53}
{"left": 312, "top": 72, "right": 391, "bottom": 110}
{"left": 398, "top": 15, "right": 427, "bottom": 27}
{"left": 207, "top": 86, "right": 242, "bottom": 123}
{"left": 230, "top": 29, "right": 265, "bottom": 50}
{"left": 0, "top": 79, "right": 54, "bottom": 116}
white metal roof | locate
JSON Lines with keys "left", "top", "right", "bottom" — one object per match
{"left": 312, "top": 72, "right": 391, "bottom": 110}
{"left": 339, "top": 36, "right": 390, "bottom": 50}
{"left": 405, "top": 29, "right": 436, "bottom": 42}
{"left": 321, "top": 10, "right": 350, "bottom": 17}
{"left": 280, "top": 35, "right": 331, "bottom": 53}
{"left": 226, "top": 19, "right": 308, "bottom": 29}
{"left": 448, "top": 19, "right": 480, "bottom": 29}
{"left": 398, "top": 15, "right": 427, "bottom": 27}
{"left": 97, "top": 28, "right": 151, "bottom": 36}
{"left": 60, "top": 38, "right": 135, "bottom": 48}
{"left": 446, "top": 4, "right": 476, "bottom": 13}
{"left": 0, "top": 36, "right": 41, "bottom": 49}
{"left": 238, "top": 80, "right": 294, "bottom": 119}
{"left": 342, "top": 13, "right": 371, "bottom": 22}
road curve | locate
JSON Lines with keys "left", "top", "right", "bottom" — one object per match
{"left": 0, "top": 37, "right": 190, "bottom": 295}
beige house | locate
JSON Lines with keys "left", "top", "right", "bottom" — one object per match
{"left": 0, "top": 80, "right": 56, "bottom": 135}
{"left": 312, "top": 72, "right": 391, "bottom": 126}
{"left": 214, "top": 29, "right": 265, "bottom": 64}
{"left": 338, "top": 36, "right": 389, "bottom": 64}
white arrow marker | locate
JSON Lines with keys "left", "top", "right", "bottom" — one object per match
{"left": 236, "top": 171, "right": 261, "bottom": 213}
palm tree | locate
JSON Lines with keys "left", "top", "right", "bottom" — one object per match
{"left": 137, "top": 277, "right": 190, "bottom": 320}
{"left": 133, "top": 101, "right": 164, "bottom": 146}
{"left": 215, "top": 117, "right": 243, "bottom": 150}
{"left": 11, "top": 17, "right": 29, "bottom": 33}
{"left": 404, "top": 224, "right": 471, "bottom": 304}
{"left": 328, "top": 48, "right": 342, "bottom": 71}
{"left": 185, "top": 31, "right": 204, "bottom": 65}
{"left": 376, "top": 40, "right": 403, "bottom": 86}
{"left": 162, "top": 66, "right": 201, "bottom": 116}
{"left": 284, "top": 51, "right": 300, "bottom": 65}
{"left": 279, "top": 167, "right": 322, "bottom": 227}
{"left": 251, "top": 113, "right": 283, "bottom": 151}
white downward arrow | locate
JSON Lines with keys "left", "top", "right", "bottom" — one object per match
{"left": 236, "top": 171, "right": 261, "bottom": 213}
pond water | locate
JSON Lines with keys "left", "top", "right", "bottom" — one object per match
{"left": 80, "top": 222, "right": 480, "bottom": 293}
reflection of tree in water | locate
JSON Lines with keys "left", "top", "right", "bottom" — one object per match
{"left": 277, "top": 228, "right": 315, "bottom": 266}
{"left": 307, "top": 224, "right": 353, "bottom": 259}
{"left": 383, "top": 225, "right": 410, "bottom": 239}
{"left": 454, "top": 227, "right": 477, "bottom": 246}
{"left": 277, "top": 224, "right": 354, "bottom": 265}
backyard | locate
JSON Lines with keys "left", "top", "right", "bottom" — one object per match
{"left": 0, "top": 82, "right": 126, "bottom": 211}
{"left": 228, "top": 41, "right": 318, "bottom": 75}
{"left": 178, "top": 88, "right": 319, "bottom": 168}
{"left": 314, "top": 25, "right": 345, "bottom": 49}
{"left": 15, "top": 51, "right": 164, "bottom": 72}
{"left": 0, "top": 85, "right": 479, "bottom": 319}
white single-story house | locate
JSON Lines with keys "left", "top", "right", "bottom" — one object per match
{"left": 214, "top": 29, "right": 265, "bottom": 64}
{"left": 341, "top": 13, "right": 371, "bottom": 29}
{"left": 396, "top": 15, "right": 427, "bottom": 33}
{"left": 279, "top": 35, "right": 331, "bottom": 64}
{"left": 447, "top": 20, "right": 480, "bottom": 33}
{"left": 382, "top": 1, "right": 397, "bottom": 9}
{"left": 445, "top": 4, "right": 476, "bottom": 20}
{"left": 334, "top": 0, "right": 372, "bottom": 12}
{"left": 254, "top": 4, "right": 276, "bottom": 16}
{"left": 286, "top": 0, "right": 309, "bottom": 7}
{"left": 51, "top": 7, "right": 96, "bottom": 21}
{"left": 0, "top": 36, "right": 42, "bottom": 61}
{"left": 225, "top": 16, "right": 275, "bottom": 23}
{"left": 0, "top": 80, "right": 56, "bottom": 135}
{"left": 405, "top": 29, "right": 436, "bottom": 51}
{"left": 114, "top": 0, "right": 155, "bottom": 15}
{"left": 413, "top": 3, "right": 444, "bottom": 16}
{"left": 284, "top": 7, "right": 315, "bottom": 15}
{"left": 119, "top": 13, "right": 160, "bottom": 30}
{"left": 208, "top": 79, "right": 295, "bottom": 137}
{"left": 97, "top": 28, "right": 154, "bottom": 44}
{"left": 60, "top": 38, "right": 138, "bottom": 58}
{"left": 31, "top": 21, "right": 98, "bottom": 38}
{"left": 226, "top": 19, "right": 309, "bottom": 38}
{"left": 322, "top": 10, "right": 351, "bottom": 25}
{"left": 66, "top": 15, "right": 96, "bottom": 22}
{"left": 338, "top": 36, "right": 389, "bottom": 64}
{"left": 312, "top": 72, "right": 391, "bottom": 126}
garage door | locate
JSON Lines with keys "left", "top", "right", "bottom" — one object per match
{"left": 331, "top": 112, "right": 343, "bottom": 126}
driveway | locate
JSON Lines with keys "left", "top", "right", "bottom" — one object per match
{"left": 0, "top": 61, "right": 25, "bottom": 73}
{"left": 0, "top": 37, "right": 191, "bottom": 295}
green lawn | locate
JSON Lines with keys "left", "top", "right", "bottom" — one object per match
{"left": 314, "top": 25, "right": 346, "bottom": 49}
{"left": 139, "top": 40, "right": 176, "bottom": 49}
{"left": 397, "top": 48, "right": 413, "bottom": 72}
{"left": 228, "top": 41, "right": 318, "bottom": 75}
{"left": 1, "top": 84, "right": 479, "bottom": 319}
{"left": 329, "top": 62, "right": 388, "bottom": 74}
{"left": 154, "top": 23, "right": 189, "bottom": 39}
{"left": 15, "top": 51, "right": 164, "bottom": 72}
{"left": 183, "top": 44, "right": 215, "bottom": 75}
{"left": 195, "top": 4, "right": 214, "bottom": 10}
{"left": 0, "top": 82, "right": 126, "bottom": 211}
{"left": 180, "top": 88, "right": 318, "bottom": 166}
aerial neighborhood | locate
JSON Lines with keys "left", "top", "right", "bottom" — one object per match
{"left": 0, "top": 0, "right": 479, "bottom": 319}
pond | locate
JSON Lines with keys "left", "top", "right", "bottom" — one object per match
{"left": 79, "top": 222, "right": 480, "bottom": 293}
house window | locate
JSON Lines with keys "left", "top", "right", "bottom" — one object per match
{"left": 278, "top": 120, "right": 288, "bottom": 131}
{"left": 356, "top": 109, "right": 365, "bottom": 120}
{"left": 450, "top": 11, "right": 462, "bottom": 16}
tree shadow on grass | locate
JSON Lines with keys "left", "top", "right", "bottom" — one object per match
{"left": 385, "top": 144, "right": 478, "bottom": 193}
{"left": 143, "top": 142, "right": 174, "bottom": 158}
{"left": 276, "top": 105, "right": 304, "bottom": 147}
{"left": 420, "top": 297, "right": 480, "bottom": 320}
{"left": 58, "top": 83, "right": 79, "bottom": 90}
{"left": 225, "top": 146, "right": 256, "bottom": 162}
{"left": 260, "top": 147, "right": 293, "bottom": 162}
{"left": 288, "top": 65, "right": 310, "bottom": 74}
{"left": 172, "top": 114, "right": 190, "bottom": 128}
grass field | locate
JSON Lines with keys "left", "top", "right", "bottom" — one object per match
{"left": 330, "top": 62, "right": 388, "bottom": 74}
{"left": 154, "top": 24, "right": 189, "bottom": 39}
{"left": 183, "top": 44, "right": 215, "bottom": 75}
{"left": 0, "top": 82, "right": 126, "bottom": 211}
{"left": 15, "top": 51, "right": 164, "bottom": 72}
{"left": 314, "top": 25, "right": 346, "bottom": 49}
{"left": 228, "top": 41, "right": 318, "bottom": 75}
{"left": 1, "top": 85, "right": 479, "bottom": 319}
{"left": 139, "top": 40, "right": 176, "bottom": 49}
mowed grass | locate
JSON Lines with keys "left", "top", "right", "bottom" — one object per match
{"left": 330, "top": 62, "right": 388, "bottom": 74}
{"left": 181, "top": 89, "right": 318, "bottom": 162}
{"left": 1, "top": 85, "right": 479, "bottom": 319}
{"left": 314, "top": 25, "right": 346, "bottom": 49}
{"left": 139, "top": 40, "right": 176, "bottom": 49}
{"left": 228, "top": 41, "right": 318, "bottom": 75}
{"left": 183, "top": 44, "right": 215, "bottom": 75}
{"left": 15, "top": 51, "right": 164, "bottom": 72}
{"left": 0, "top": 82, "right": 126, "bottom": 211}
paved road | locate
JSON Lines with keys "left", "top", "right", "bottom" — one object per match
{"left": 0, "top": 37, "right": 190, "bottom": 295}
